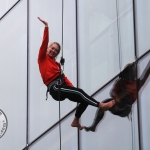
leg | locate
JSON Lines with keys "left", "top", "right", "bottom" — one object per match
{"left": 52, "top": 85, "right": 115, "bottom": 129}
{"left": 52, "top": 84, "right": 115, "bottom": 110}
{"left": 71, "top": 98, "right": 115, "bottom": 130}
{"left": 84, "top": 98, "right": 113, "bottom": 132}
{"left": 71, "top": 103, "right": 88, "bottom": 130}
{"left": 71, "top": 117, "right": 84, "bottom": 130}
{"left": 99, "top": 101, "right": 115, "bottom": 111}
{"left": 53, "top": 85, "right": 96, "bottom": 130}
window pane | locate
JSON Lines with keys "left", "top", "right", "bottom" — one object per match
{"left": 78, "top": 0, "right": 120, "bottom": 95}
{"left": 29, "top": 0, "right": 77, "bottom": 142}
{"left": 117, "top": 0, "right": 135, "bottom": 68}
{"left": 81, "top": 79, "right": 139, "bottom": 150}
{"left": 29, "top": 114, "right": 78, "bottom": 150}
{"left": 138, "top": 54, "right": 150, "bottom": 150}
{"left": 135, "top": 1, "right": 150, "bottom": 57}
{"left": 0, "top": 0, "right": 19, "bottom": 17}
{"left": 0, "top": 1, "right": 27, "bottom": 149}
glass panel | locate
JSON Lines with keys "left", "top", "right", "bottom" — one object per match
{"left": 138, "top": 54, "right": 150, "bottom": 150}
{"left": 29, "top": 125, "right": 60, "bottom": 150}
{"left": 81, "top": 78, "right": 139, "bottom": 150}
{"left": 61, "top": 114, "right": 78, "bottom": 150}
{"left": 29, "top": 114, "right": 78, "bottom": 150}
{"left": 0, "top": 0, "right": 19, "bottom": 17}
{"left": 29, "top": 0, "right": 77, "bottom": 142}
{"left": 29, "top": 0, "right": 61, "bottom": 142}
{"left": 78, "top": 0, "right": 120, "bottom": 95}
{"left": 135, "top": 1, "right": 150, "bottom": 57}
{"left": 0, "top": 1, "right": 27, "bottom": 150}
{"left": 117, "top": 0, "right": 135, "bottom": 68}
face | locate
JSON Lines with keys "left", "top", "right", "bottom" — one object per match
{"left": 47, "top": 44, "right": 60, "bottom": 58}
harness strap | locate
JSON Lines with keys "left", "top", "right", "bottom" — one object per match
{"left": 46, "top": 89, "right": 48, "bottom": 100}
{"left": 45, "top": 76, "right": 64, "bottom": 100}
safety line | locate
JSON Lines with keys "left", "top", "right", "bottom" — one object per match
{"left": 58, "top": 84, "right": 62, "bottom": 150}
{"left": 58, "top": 0, "right": 64, "bottom": 150}
{"left": 61, "top": 0, "right": 64, "bottom": 59}
{"left": 116, "top": 0, "right": 122, "bottom": 73}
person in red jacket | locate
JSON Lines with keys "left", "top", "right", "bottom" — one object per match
{"left": 85, "top": 60, "right": 150, "bottom": 132}
{"left": 37, "top": 17, "right": 115, "bottom": 130}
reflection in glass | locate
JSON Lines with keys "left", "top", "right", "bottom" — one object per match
{"left": 81, "top": 79, "right": 134, "bottom": 150}
{"left": 85, "top": 60, "right": 150, "bottom": 132}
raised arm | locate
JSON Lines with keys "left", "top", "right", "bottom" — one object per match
{"left": 38, "top": 17, "right": 48, "bottom": 27}
{"left": 38, "top": 17, "right": 49, "bottom": 61}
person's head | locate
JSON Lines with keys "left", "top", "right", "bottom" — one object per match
{"left": 47, "top": 42, "right": 61, "bottom": 58}
{"left": 119, "top": 62, "right": 137, "bottom": 80}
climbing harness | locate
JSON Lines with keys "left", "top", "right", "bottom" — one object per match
{"left": 46, "top": 75, "right": 64, "bottom": 100}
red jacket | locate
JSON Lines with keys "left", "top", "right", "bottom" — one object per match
{"left": 38, "top": 27, "right": 73, "bottom": 86}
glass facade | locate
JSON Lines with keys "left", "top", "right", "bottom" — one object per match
{"left": 0, "top": 0, "right": 20, "bottom": 18}
{"left": 0, "top": 0, "right": 150, "bottom": 150}
{"left": 0, "top": 1, "right": 27, "bottom": 150}
{"left": 138, "top": 54, "right": 150, "bottom": 150}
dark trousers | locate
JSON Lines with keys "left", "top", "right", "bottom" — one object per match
{"left": 49, "top": 84, "right": 99, "bottom": 118}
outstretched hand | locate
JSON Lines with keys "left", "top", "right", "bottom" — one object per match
{"left": 38, "top": 17, "right": 48, "bottom": 27}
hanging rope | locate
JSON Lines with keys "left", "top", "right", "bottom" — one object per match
{"left": 60, "top": 0, "right": 65, "bottom": 70}
{"left": 58, "top": 0, "right": 64, "bottom": 150}
{"left": 116, "top": 0, "right": 121, "bottom": 73}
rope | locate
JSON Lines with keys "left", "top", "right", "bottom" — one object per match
{"left": 58, "top": 0, "right": 64, "bottom": 150}
{"left": 61, "top": 0, "right": 65, "bottom": 71}
{"left": 58, "top": 82, "right": 62, "bottom": 150}
{"left": 130, "top": 109, "right": 134, "bottom": 150}
{"left": 116, "top": 0, "right": 121, "bottom": 73}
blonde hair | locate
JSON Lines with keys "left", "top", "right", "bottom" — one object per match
{"left": 48, "top": 42, "right": 61, "bottom": 54}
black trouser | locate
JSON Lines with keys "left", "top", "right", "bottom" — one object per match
{"left": 49, "top": 83, "right": 99, "bottom": 118}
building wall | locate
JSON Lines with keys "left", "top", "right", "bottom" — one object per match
{"left": 0, "top": 0, "right": 150, "bottom": 150}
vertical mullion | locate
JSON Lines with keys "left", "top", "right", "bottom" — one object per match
{"left": 132, "top": 0, "right": 142, "bottom": 150}
{"left": 75, "top": 0, "right": 80, "bottom": 150}
{"left": 26, "top": 0, "right": 29, "bottom": 149}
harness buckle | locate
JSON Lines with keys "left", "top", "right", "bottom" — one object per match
{"left": 57, "top": 79, "right": 63, "bottom": 85}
